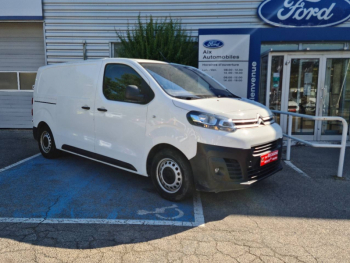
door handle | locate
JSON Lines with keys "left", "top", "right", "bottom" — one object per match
{"left": 97, "top": 108, "right": 107, "bottom": 112}
{"left": 81, "top": 106, "right": 90, "bottom": 110}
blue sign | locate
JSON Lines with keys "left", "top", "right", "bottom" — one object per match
{"left": 203, "top": 39, "right": 224, "bottom": 49}
{"left": 199, "top": 27, "right": 350, "bottom": 101}
{"left": 258, "top": 0, "right": 350, "bottom": 27}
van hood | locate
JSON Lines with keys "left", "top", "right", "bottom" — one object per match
{"left": 172, "top": 98, "right": 272, "bottom": 120}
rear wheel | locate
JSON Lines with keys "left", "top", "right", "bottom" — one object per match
{"left": 151, "top": 148, "right": 194, "bottom": 201}
{"left": 38, "top": 125, "right": 60, "bottom": 159}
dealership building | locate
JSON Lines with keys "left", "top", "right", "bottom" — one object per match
{"left": 0, "top": 0, "right": 349, "bottom": 142}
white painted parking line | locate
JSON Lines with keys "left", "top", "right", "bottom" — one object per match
{"left": 284, "top": 160, "right": 311, "bottom": 179}
{"left": 0, "top": 217, "right": 199, "bottom": 227}
{"left": 0, "top": 153, "right": 41, "bottom": 173}
{"left": 193, "top": 190, "right": 205, "bottom": 227}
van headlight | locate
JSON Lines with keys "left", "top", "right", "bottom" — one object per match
{"left": 186, "top": 111, "right": 236, "bottom": 132}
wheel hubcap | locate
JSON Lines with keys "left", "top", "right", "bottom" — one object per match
{"left": 40, "top": 131, "right": 52, "bottom": 153}
{"left": 156, "top": 158, "right": 183, "bottom": 194}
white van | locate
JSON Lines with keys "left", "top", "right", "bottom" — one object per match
{"left": 33, "top": 58, "right": 283, "bottom": 201}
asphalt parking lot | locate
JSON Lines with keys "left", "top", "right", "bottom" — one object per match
{"left": 0, "top": 129, "right": 349, "bottom": 263}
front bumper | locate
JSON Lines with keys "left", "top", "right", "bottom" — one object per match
{"left": 189, "top": 139, "right": 283, "bottom": 192}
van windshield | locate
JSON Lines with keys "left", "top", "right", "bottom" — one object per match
{"left": 140, "top": 63, "right": 239, "bottom": 100}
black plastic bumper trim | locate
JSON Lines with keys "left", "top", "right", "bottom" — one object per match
{"left": 189, "top": 140, "right": 283, "bottom": 193}
{"left": 33, "top": 127, "right": 38, "bottom": 141}
{"left": 62, "top": 144, "right": 137, "bottom": 172}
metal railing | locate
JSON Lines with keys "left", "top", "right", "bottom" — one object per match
{"left": 272, "top": 110, "right": 349, "bottom": 178}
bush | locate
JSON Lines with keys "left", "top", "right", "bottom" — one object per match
{"left": 116, "top": 15, "right": 198, "bottom": 67}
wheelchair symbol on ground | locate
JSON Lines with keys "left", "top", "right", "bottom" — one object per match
{"left": 137, "top": 204, "right": 184, "bottom": 220}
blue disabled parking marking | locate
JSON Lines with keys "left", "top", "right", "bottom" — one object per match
{"left": 0, "top": 154, "right": 204, "bottom": 227}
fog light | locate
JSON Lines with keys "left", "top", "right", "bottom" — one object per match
{"left": 215, "top": 168, "right": 220, "bottom": 174}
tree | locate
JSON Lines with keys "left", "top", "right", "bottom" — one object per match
{"left": 116, "top": 15, "right": 198, "bottom": 67}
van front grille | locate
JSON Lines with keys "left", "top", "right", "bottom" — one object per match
{"left": 252, "top": 140, "right": 279, "bottom": 156}
{"left": 247, "top": 161, "right": 280, "bottom": 180}
{"left": 233, "top": 116, "right": 274, "bottom": 129}
{"left": 224, "top": 159, "right": 242, "bottom": 180}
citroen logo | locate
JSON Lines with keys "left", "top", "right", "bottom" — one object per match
{"left": 257, "top": 114, "right": 265, "bottom": 125}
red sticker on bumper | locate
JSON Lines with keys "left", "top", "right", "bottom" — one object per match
{"left": 260, "top": 150, "right": 279, "bottom": 166}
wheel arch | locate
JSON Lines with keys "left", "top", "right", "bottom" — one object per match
{"left": 33, "top": 121, "right": 50, "bottom": 141}
{"left": 37, "top": 121, "right": 50, "bottom": 132}
{"left": 146, "top": 143, "right": 190, "bottom": 176}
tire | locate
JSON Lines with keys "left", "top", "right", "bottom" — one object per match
{"left": 151, "top": 148, "right": 194, "bottom": 202}
{"left": 38, "top": 125, "right": 60, "bottom": 159}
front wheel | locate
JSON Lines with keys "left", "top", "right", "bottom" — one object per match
{"left": 151, "top": 148, "right": 194, "bottom": 202}
{"left": 38, "top": 126, "right": 60, "bottom": 159}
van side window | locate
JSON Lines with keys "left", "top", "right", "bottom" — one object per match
{"left": 103, "top": 64, "right": 154, "bottom": 104}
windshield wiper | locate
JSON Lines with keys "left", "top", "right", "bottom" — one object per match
{"left": 209, "top": 86, "right": 240, "bottom": 99}
{"left": 174, "top": 96, "right": 200, "bottom": 100}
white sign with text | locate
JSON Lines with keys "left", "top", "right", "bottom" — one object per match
{"left": 199, "top": 35, "right": 250, "bottom": 98}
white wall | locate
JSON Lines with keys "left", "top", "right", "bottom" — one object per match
{"left": 0, "top": 22, "right": 44, "bottom": 129}
{"left": 42, "top": 0, "right": 269, "bottom": 64}
{"left": 0, "top": 23, "right": 45, "bottom": 71}
{"left": 0, "top": 0, "right": 42, "bottom": 18}
{"left": 0, "top": 91, "right": 33, "bottom": 128}
{"left": 42, "top": 0, "right": 350, "bottom": 64}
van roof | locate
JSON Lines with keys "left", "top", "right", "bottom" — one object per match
{"left": 103, "top": 58, "right": 169, "bottom": 64}
{"left": 39, "top": 58, "right": 168, "bottom": 70}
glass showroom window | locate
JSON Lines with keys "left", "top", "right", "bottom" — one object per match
{"left": 0, "top": 72, "right": 18, "bottom": 90}
{"left": 19, "top": 73, "right": 37, "bottom": 90}
{"left": 112, "top": 43, "right": 123, "bottom": 57}
{"left": 301, "top": 43, "right": 345, "bottom": 51}
{"left": 0, "top": 72, "right": 36, "bottom": 90}
{"left": 261, "top": 43, "right": 299, "bottom": 53}
{"left": 261, "top": 42, "right": 348, "bottom": 54}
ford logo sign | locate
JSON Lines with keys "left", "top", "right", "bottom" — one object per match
{"left": 258, "top": 0, "right": 350, "bottom": 28}
{"left": 203, "top": 40, "right": 224, "bottom": 49}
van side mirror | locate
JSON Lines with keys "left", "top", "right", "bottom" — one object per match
{"left": 125, "top": 85, "right": 144, "bottom": 103}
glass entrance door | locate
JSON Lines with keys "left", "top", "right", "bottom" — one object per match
{"left": 319, "top": 57, "right": 350, "bottom": 140}
{"left": 281, "top": 55, "right": 322, "bottom": 140}
{"left": 267, "top": 55, "right": 285, "bottom": 125}
{"left": 287, "top": 58, "right": 320, "bottom": 136}
{"left": 265, "top": 52, "right": 350, "bottom": 141}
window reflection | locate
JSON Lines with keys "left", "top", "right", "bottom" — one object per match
{"left": 103, "top": 64, "right": 154, "bottom": 103}
{"left": 288, "top": 59, "right": 319, "bottom": 135}
{"left": 259, "top": 55, "right": 268, "bottom": 105}
{"left": 0, "top": 73, "right": 18, "bottom": 90}
{"left": 323, "top": 58, "right": 350, "bottom": 135}
{"left": 19, "top": 73, "right": 36, "bottom": 90}
{"left": 269, "top": 56, "right": 284, "bottom": 125}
